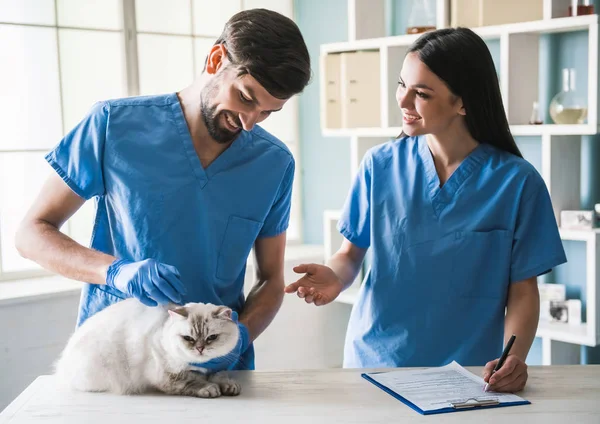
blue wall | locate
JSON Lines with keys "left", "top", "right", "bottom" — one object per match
{"left": 295, "top": 0, "right": 600, "bottom": 364}
{"left": 296, "top": 0, "right": 351, "bottom": 244}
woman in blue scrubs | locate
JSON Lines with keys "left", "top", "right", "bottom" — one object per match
{"left": 285, "top": 27, "right": 566, "bottom": 392}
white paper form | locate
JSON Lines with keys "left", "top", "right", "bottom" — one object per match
{"left": 364, "top": 361, "right": 527, "bottom": 412}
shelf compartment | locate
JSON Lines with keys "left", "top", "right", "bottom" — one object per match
{"left": 320, "top": 14, "right": 599, "bottom": 55}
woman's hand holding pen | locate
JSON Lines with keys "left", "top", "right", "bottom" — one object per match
{"left": 483, "top": 354, "right": 528, "bottom": 393}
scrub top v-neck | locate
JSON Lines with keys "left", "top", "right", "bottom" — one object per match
{"left": 169, "top": 97, "right": 246, "bottom": 189}
{"left": 45, "top": 93, "right": 295, "bottom": 370}
{"left": 338, "top": 135, "right": 566, "bottom": 368}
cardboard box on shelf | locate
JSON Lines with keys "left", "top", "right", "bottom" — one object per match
{"left": 451, "top": 0, "right": 544, "bottom": 28}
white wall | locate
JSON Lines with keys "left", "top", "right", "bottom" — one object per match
{"left": 246, "top": 247, "right": 352, "bottom": 370}
{"left": 0, "top": 248, "right": 352, "bottom": 410}
{"left": 0, "top": 292, "right": 80, "bottom": 411}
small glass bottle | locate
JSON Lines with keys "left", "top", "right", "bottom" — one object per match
{"left": 549, "top": 68, "right": 587, "bottom": 125}
{"left": 529, "top": 101, "right": 543, "bottom": 125}
{"left": 406, "top": 0, "right": 436, "bottom": 34}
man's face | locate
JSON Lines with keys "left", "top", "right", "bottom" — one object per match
{"left": 199, "top": 65, "right": 288, "bottom": 144}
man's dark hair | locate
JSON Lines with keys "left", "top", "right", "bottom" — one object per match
{"left": 209, "top": 8, "right": 311, "bottom": 99}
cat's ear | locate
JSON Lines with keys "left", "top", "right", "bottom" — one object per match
{"left": 168, "top": 306, "right": 188, "bottom": 319}
{"left": 213, "top": 306, "right": 232, "bottom": 320}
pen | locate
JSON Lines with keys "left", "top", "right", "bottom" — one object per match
{"left": 484, "top": 334, "right": 516, "bottom": 392}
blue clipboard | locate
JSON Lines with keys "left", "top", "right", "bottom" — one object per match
{"left": 361, "top": 372, "right": 531, "bottom": 415}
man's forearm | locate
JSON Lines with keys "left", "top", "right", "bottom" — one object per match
{"left": 240, "top": 275, "right": 285, "bottom": 342}
{"left": 504, "top": 279, "right": 540, "bottom": 361}
{"left": 16, "top": 219, "right": 116, "bottom": 286}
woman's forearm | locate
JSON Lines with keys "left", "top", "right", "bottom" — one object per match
{"left": 504, "top": 277, "right": 540, "bottom": 361}
{"left": 326, "top": 242, "right": 366, "bottom": 291}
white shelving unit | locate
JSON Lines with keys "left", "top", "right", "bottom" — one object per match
{"left": 320, "top": 0, "right": 600, "bottom": 365}
{"left": 320, "top": 12, "right": 598, "bottom": 133}
{"left": 537, "top": 229, "right": 600, "bottom": 364}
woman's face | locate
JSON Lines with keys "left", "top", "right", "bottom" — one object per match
{"left": 396, "top": 52, "right": 465, "bottom": 137}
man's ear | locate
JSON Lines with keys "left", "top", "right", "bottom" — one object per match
{"left": 205, "top": 44, "right": 228, "bottom": 75}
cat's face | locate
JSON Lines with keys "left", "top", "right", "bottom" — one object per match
{"left": 165, "top": 303, "right": 239, "bottom": 363}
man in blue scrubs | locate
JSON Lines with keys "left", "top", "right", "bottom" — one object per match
{"left": 15, "top": 9, "right": 310, "bottom": 371}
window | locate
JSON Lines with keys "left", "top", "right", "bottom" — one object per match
{"left": 0, "top": 0, "right": 301, "bottom": 282}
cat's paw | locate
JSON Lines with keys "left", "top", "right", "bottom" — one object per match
{"left": 208, "top": 372, "right": 241, "bottom": 396}
{"left": 218, "top": 379, "right": 241, "bottom": 396}
{"left": 196, "top": 383, "right": 221, "bottom": 398}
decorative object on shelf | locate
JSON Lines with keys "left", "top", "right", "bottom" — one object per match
{"left": 450, "top": 0, "right": 543, "bottom": 28}
{"left": 568, "top": 0, "right": 594, "bottom": 16}
{"left": 541, "top": 299, "right": 582, "bottom": 324}
{"left": 538, "top": 282, "right": 566, "bottom": 302}
{"left": 406, "top": 0, "right": 436, "bottom": 34}
{"left": 539, "top": 283, "right": 581, "bottom": 325}
{"left": 549, "top": 68, "right": 587, "bottom": 124}
{"left": 529, "top": 101, "right": 543, "bottom": 124}
{"left": 560, "top": 210, "right": 597, "bottom": 229}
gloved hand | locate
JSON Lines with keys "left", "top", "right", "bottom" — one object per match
{"left": 105, "top": 258, "right": 186, "bottom": 306}
{"left": 190, "top": 311, "right": 250, "bottom": 372}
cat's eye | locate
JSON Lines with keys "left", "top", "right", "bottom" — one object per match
{"left": 206, "top": 334, "right": 218, "bottom": 342}
{"left": 182, "top": 335, "right": 195, "bottom": 343}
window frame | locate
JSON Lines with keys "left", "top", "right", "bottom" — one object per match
{"left": 0, "top": 0, "right": 303, "bottom": 282}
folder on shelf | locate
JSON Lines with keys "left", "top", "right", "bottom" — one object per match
{"left": 361, "top": 361, "right": 530, "bottom": 415}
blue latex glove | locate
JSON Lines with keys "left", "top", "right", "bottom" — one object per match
{"left": 105, "top": 258, "right": 186, "bottom": 306}
{"left": 190, "top": 311, "right": 250, "bottom": 372}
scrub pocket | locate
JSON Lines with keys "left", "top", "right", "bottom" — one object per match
{"left": 216, "top": 215, "right": 263, "bottom": 281}
{"left": 77, "top": 285, "right": 126, "bottom": 327}
{"left": 451, "top": 229, "right": 512, "bottom": 299}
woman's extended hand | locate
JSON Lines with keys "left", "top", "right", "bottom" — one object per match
{"left": 284, "top": 263, "right": 344, "bottom": 306}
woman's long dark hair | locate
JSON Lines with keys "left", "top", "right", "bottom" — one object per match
{"left": 407, "top": 27, "right": 523, "bottom": 158}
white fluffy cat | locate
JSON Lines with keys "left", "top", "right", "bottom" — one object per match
{"left": 54, "top": 298, "right": 242, "bottom": 398}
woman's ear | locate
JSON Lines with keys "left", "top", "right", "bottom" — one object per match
{"left": 455, "top": 96, "right": 466, "bottom": 116}
{"left": 205, "top": 44, "right": 228, "bottom": 75}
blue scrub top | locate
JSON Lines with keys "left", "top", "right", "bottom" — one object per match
{"left": 339, "top": 135, "right": 567, "bottom": 368}
{"left": 45, "top": 94, "right": 295, "bottom": 370}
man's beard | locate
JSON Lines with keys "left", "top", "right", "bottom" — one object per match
{"left": 199, "top": 80, "right": 242, "bottom": 144}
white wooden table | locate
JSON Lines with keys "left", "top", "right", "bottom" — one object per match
{"left": 1, "top": 366, "right": 599, "bottom": 423}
